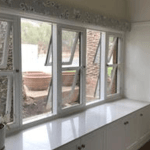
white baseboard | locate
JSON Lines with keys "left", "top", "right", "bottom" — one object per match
{"left": 131, "top": 133, "right": 150, "bottom": 150}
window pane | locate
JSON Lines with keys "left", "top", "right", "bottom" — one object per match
{"left": 62, "top": 70, "right": 80, "bottom": 109}
{"left": 86, "top": 29, "right": 101, "bottom": 103}
{"left": 21, "top": 18, "right": 53, "bottom": 121}
{"left": 0, "top": 20, "right": 13, "bottom": 124}
{"left": 107, "top": 36, "right": 118, "bottom": 65}
{"left": 0, "top": 21, "right": 7, "bottom": 65}
{"left": 0, "top": 75, "right": 13, "bottom": 123}
{"left": 62, "top": 30, "right": 79, "bottom": 66}
{"left": 107, "top": 66, "right": 118, "bottom": 95}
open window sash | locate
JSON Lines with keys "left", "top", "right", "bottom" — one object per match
{"left": 93, "top": 34, "right": 101, "bottom": 64}
{"left": 62, "top": 67, "right": 80, "bottom": 102}
{"left": 94, "top": 74, "right": 100, "bottom": 98}
{"left": 107, "top": 64, "right": 118, "bottom": 95}
{"left": 45, "top": 25, "right": 53, "bottom": 66}
{"left": 0, "top": 21, "right": 11, "bottom": 68}
{"left": 0, "top": 72, "right": 13, "bottom": 122}
{"left": 62, "top": 32, "right": 79, "bottom": 65}
{"left": 107, "top": 37, "right": 118, "bottom": 64}
{"left": 45, "top": 31, "right": 80, "bottom": 66}
{"left": 46, "top": 78, "right": 53, "bottom": 110}
{"left": 45, "top": 35, "right": 52, "bottom": 66}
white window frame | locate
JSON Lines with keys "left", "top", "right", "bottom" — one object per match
{"left": 105, "top": 32, "right": 123, "bottom": 100}
{"left": 21, "top": 18, "right": 55, "bottom": 125}
{"left": 0, "top": 19, "right": 11, "bottom": 68}
{"left": 0, "top": 72, "right": 13, "bottom": 121}
{"left": 0, "top": 9, "right": 124, "bottom": 133}
{"left": 86, "top": 30, "right": 102, "bottom": 105}
{"left": 0, "top": 14, "right": 21, "bottom": 130}
{"left": 57, "top": 24, "right": 86, "bottom": 115}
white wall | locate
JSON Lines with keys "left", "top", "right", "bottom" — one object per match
{"left": 124, "top": 0, "right": 150, "bottom": 101}
{"left": 124, "top": 23, "right": 150, "bottom": 101}
{"left": 56, "top": 0, "right": 129, "bottom": 20}
{"left": 127, "top": 0, "right": 150, "bottom": 22}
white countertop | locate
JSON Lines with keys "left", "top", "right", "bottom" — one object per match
{"left": 5, "top": 99, "right": 150, "bottom": 150}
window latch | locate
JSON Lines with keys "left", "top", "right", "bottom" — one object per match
{"left": 16, "top": 69, "right": 19, "bottom": 73}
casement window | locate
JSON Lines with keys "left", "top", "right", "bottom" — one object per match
{"left": 21, "top": 18, "right": 53, "bottom": 123}
{"left": 0, "top": 20, "right": 11, "bottom": 68}
{"left": 0, "top": 13, "right": 123, "bottom": 130}
{"left": 0, "top": 17, "right": 14, "bottom": 126}
{"left": 106, "top": 34, "right": 121, "bottom": 96}
{"left": 86, "top": 29, "right": 102, "bottom": 103}
{"left": 58, "top": 25, "right": 86, "bottom": 110}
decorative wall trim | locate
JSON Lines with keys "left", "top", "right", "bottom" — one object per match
{"left": 0, "top": 0, "right": 131, "bottom": 31}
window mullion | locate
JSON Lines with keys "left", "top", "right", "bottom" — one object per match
{"left": 117, "top": 37, "right": 123, "bottom": 95}
{"left": 13, "top": 16, "right": 22, "bottom": 128}
{"left": 53, "top": 24, "right": 62, "bottom": 114}
{"left": 100, "top": 32, "right": 107, "bottom": 100}
{"left": 80, "top": 30, "right": 86, "bottom": 106}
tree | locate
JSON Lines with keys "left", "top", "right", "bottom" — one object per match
{"left": 21, "top": 20, "right": 52, "bottom": 54}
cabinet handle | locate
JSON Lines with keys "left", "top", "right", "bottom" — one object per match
{"left": 140, "top": 114, "right": 143, "bottom": 116}
{"left": 82, "top": 144, "right": 85, "bottom": 148}
{"left": 78, "top": 147, "right": 81, "bottom": 150}
{"left": 124, "top": 121, "right": 127, "bottom": 125}
{"left": 124, "top": 121, "right": 129, "bottom": 125}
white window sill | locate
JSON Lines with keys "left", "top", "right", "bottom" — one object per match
{"left": 5, "top": 98, "right": 150, "bottom": 150}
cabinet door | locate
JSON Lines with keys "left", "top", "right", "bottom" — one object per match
{"left": 137, "top": 107, "right": 149, "bottom": 139}
{"left": 81, "top": 128, "right": 104, "bottom": 150}
{"left": 55, "top": 139, "right": 80, "bottom": 150}
{"left": 106, "top": 119, "right": 125, "bottom": 150}
{"left": 124, "top": 113, "right": 138, "bottom": 150}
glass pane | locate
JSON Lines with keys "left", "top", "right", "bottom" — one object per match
{"left": 0, "top": 21, "right": 8, "bottom": 65}
{"left": 0, "top": 76, "right": 13, "bottom": 123}
{"left": 0, "top": 21, "right": 13, "bottom": 124}
{"left": 62, "top": 70, "right": 80, "bottom": 109}
{"left": 21, "top": 18, "right": 53, "bottom": 121}
{"left": 107, "top": 67, "right": 118, "bottom": 95}
{"left": 62, "top": 30, "right": 79, "bottom": 66}
{"left": 107, "top": 36, "right": 118, "bottom": 65}
{"left": 86, "top": 29, "right": 101, "bottom": 103}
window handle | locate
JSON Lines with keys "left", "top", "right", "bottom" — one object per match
{"left": 78, "top": 146, "right": 81, "bottom": 150}
{"left": 140, "top": 114, "right": 143, "bottom": 117}
{"left": 16, "top": 69, "right": 19, "bottom": 73}
{"left": 82, "top": 144, "right": 85, "bottom": 148}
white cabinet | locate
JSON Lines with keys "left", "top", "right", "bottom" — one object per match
{"left": 124, "top": 113, "right": 138, "bottom": 150}
{"left": 81, "top": 129, "right": 104, "bottom": 150}
{"left": 106, "top": 113, "right": 138, "bottom": 150}
{"left": 56, "top": 105, "right": 150, "bottom": 150}
{"left": 106, "top": 119, "right": 125, "bottom": 150}
{"left": 55, "top": 139, "right": 80, "bottom": 150}
{"left": 137, "top": 107, "right": 150, "bottom": 139}
{"left": 55, "top": 128, "right": 104, "bottom": 150}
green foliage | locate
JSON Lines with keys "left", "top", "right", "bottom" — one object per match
{"left": 21, "top": 21, "right": 51, "bottom": 46}
{"left": 62, "top": 30, "right": 77, "bottom": 49}
{"left": 108, "top": 67, "right": 113, "bottom": 77}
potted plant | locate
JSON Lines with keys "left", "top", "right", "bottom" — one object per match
{"left": 0, "top": 114, "right": 8, "bottom": 150}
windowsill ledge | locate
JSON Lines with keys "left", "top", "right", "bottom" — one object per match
{"left": 5, "top": 98, "right": 150, "bottom": 150}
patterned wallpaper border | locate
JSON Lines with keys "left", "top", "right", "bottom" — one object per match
{"left": 0, "top": 0, "right": 131, "bottom": 31}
